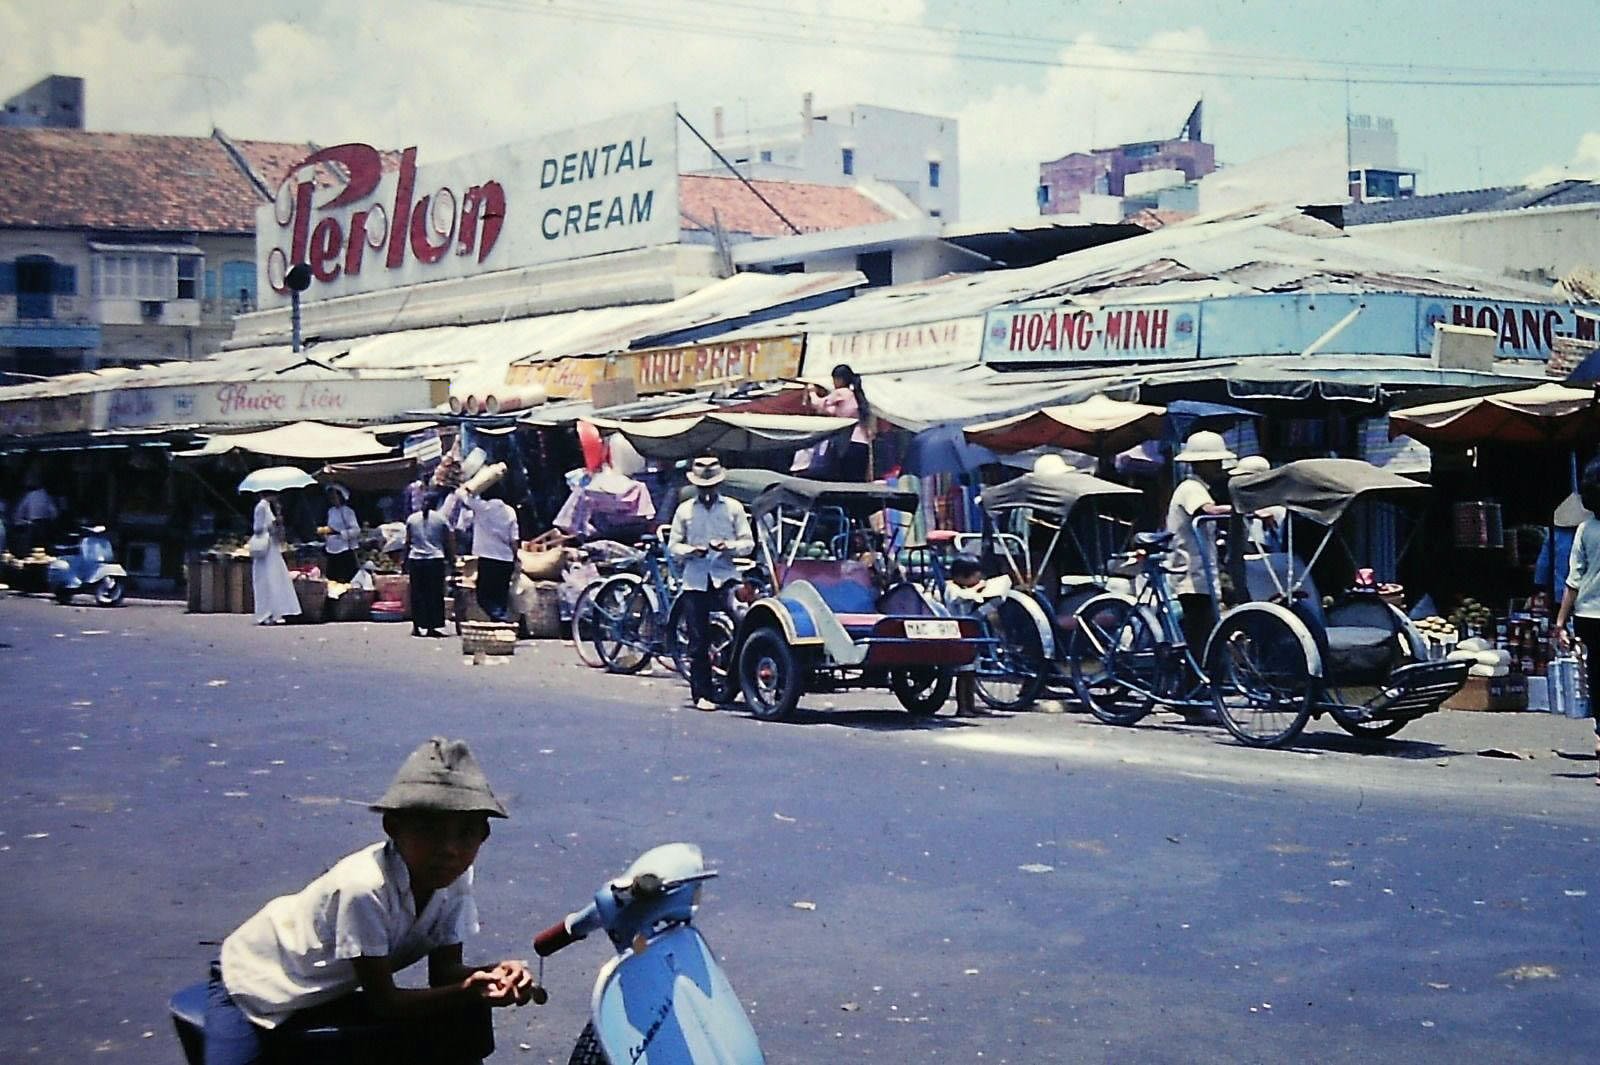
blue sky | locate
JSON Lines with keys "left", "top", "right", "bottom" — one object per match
{"left": 4, "top": 0, "right": 1597, "bottom": 216}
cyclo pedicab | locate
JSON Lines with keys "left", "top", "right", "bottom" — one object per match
{"left": 952, "top": 463, "right": 1145, "bottom": 711}
{"left": 1069, "top": 458, "right": 1470, "bottom": 747}
{"left": 732, "top": 474, "right": 989, "bottom": 720}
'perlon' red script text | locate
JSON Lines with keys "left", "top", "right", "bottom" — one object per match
{"left": 266, "top": 143, "right": 506, "bottom": 293}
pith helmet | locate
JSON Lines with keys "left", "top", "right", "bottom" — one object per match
{"left": 371, "top": 737, "right": 508, "bottom": 818}
{"left": 1175, "top": 430, "right": 1237, "bottom": 465}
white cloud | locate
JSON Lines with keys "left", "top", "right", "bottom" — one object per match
{"left": 2, "top": 2, "right": 1233, "bottom": 219}
{"left": 1525, "top": 131, "right": 1600, "bottom": 187}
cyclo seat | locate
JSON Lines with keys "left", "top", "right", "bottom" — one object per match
{"left": 1132, "top": 531, "right": 1175, "bottom": 553}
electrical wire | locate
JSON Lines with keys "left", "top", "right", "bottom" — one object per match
{"left": 432, "top": 0, "right": 1600, "bottom": 88}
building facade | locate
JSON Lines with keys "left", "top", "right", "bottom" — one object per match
{"left": 683, "top": 97, "right": 958, "bottom": 220}
{"left": 1, "top": 74, "right": 84, "bottom": 129}
{"left": 1038, "top": 102, "right": 1214, "bottom": 216}
{"left": 0, "top": 126, "right": 318, "bottom": 379}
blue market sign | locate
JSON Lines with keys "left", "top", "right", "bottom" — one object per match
{"left": 983, "top": 293, "right": 1594, "bottom": 364}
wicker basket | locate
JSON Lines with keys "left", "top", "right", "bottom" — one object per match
{"left": 328, "top": 587, "right": 376, "bottom": 622}
{"left": 461, "top": 620, "right": 517, "bottom": 656}
{"left": 523, "top": 580, "right": 562, "bottom": 639}
{"left": 292, "top": 575, "right": 328, "bottom": 621}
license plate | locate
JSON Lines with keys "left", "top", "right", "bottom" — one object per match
{"left": 905, "top": 619, "right": 960, "bottom": 640}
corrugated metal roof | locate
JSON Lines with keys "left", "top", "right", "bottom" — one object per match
{"left": 0, "top": 271, "right": 862, "bottom": 405}
{"left": 1346, "top": 180, "right": 1600, "bottom": 226}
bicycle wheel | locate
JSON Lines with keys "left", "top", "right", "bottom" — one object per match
{"left": 590, "top": 576, "right": 654, "bottom": 675}
{"left": 568, "top": 581, "right": 607, "bottom": 669}
{"left": 973, "top": 597, "right": 1048, "bottom": 711}
{"left": 1206, "top": 609, "right": 1316, "bottom": 748}
{"left": 1068, "top": 595, "right": 1160, "bottom": 726}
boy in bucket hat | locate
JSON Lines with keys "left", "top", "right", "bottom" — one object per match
{"left": 200, "top": 738, "right": 535, "bottom": 1065}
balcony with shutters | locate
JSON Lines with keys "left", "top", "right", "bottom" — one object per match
{"left": 0, "top": 254, "right": 100, "bottom": 349}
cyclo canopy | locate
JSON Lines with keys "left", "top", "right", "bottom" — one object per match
{"left": 749, "top": 474, "right": 921, "bottom": 524}
{"left": 1228, "top": 458, "right": 1426, "bottom": 527}
{"left": 977, "top": 469, "right": 1141, "bottom": 518}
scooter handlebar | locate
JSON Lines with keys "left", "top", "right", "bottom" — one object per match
{"left": 534, "top": 920, "right": 578, "bottom": 957}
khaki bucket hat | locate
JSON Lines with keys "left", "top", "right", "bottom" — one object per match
{"left": 371, "top": 737, "right": 508, "bottom": 818}
{"left": 687, "top": 456, "right": 727, "bottom": 487}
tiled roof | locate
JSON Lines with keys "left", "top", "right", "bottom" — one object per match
{"left": 679, "top": 174, "right": 894, "bottom": 237}
{"left": 0, "top": 128, "right": 317, "bottom": 234}
{"left": 1346, "top": 180, "right": 1600, "bottom": 226}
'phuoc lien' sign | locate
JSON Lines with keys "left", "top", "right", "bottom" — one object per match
{"left": 98, "top": 379, "right": 438, "bottom": 430}
{"left": 256, "top": 106, "right": 680, "bottom": 307}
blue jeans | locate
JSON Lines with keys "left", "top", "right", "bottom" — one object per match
{"left": 203, "top": 962, "right": 266, "bottom": 1065}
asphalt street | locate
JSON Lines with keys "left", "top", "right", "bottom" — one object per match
{"left": 1, "top": 593, "right": 1596, "bottom": 1064}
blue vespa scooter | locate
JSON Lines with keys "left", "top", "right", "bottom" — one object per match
{"left": 533, "top": 843, "right": 764, "bottom": 1065}
{"left": 47, "top": 526, "right": 127, "bottom": 606}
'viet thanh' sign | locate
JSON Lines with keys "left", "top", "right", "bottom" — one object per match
{"left": 983, "top": 302, "right": 1201, "bottom": 363}
{"left": 256, "top": 106, "right": 680, "bottom": 307}
{"left": 805, "top": 317, "right": 984, "bottom": 376}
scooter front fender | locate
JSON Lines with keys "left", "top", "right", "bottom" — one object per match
{"left": 46, "top": 560, "right": 80, "bottom": 589}
{"left": 90, "top": 563, "right": 128, "bottom": 581}
{"left": 591, "top": 924, "right": 763, "bottom": 1065}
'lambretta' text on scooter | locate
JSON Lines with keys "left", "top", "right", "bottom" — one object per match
{"left": 533, "top": 842, "right": 764, "bottom": 1065}
{"left": 47, "top": 526, "right": 127, "bottom": 606}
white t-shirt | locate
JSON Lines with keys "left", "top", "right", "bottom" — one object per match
{"left": 219, "top": 841, "right": 479, "bottom": 1028}
{"left": 1566, "top": 517, "right": 1600, "bottom": 620}
{"left": 1165, "top": 477, "right": 1219, "bottom": 598}
{"left": 458, "top": 491, "right": 518, "bottom": 562}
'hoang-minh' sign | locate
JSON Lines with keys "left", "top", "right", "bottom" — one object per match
{"left": 256, "top": 106, "right": 679, "bottom": 307}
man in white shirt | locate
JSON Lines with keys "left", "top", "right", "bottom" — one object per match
{"left": 322, "top": 484, "right": 362, "bottom": 583}
{"left": 455, "top": 483, "right": 519, "bottom": 622}
{"left": 668, "top": 456, "right": 753, "bottom": 710}
{"left": 1166, "top": 432, "right": 1235, "bottom": 700}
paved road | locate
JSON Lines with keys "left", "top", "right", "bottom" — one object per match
{"left": 1, "top": 594, "right": 1595, "bottom": 1064}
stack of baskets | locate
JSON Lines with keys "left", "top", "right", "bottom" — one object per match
{"left": 461, "top": 620, "right": 517, "bottom": 657}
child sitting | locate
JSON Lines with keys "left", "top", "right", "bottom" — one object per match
{"left": 944, "top": 554, "right": 1011, "bottom": 613}
{"left": 201, "top": 737, "right": 535, "bottom": 1065}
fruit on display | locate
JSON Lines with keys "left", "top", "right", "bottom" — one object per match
{"left": 1415, "top": 615, "right": 1459, "bottom": 643}
{"left": 1448, "top": 597, "right": 1493, "bottom": 636}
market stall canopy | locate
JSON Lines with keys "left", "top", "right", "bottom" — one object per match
{"left": 316, "top": 455, "right": 420, "bottom": 493}
{"left": 587, "top": 412, "right": 854, "bottom": 461}
{"left": 1387, "top": 383, "right": 1600, "bottom": 446}
{"left": 900, "top": 423, "right": 999, "bottom": 477}
{"left": 237, "top": 466, "right": 318, "bottom": 493}
{"left": 1228, "top": 458, "right": 1426, "bottom": 526}
{"left": 964, "top": 395, "right": 1167, "bottom": 456}
{"left": 179, "top": 420, "right": 394, "bottom": 460}
{"left": 977, "top": 469, "right": 1142, "bottom": 517}
{"left": 751, "top": 475, "right": 922, "bottom": 523}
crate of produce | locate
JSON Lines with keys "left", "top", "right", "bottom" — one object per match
{"left": 461, "top": 620, "right": 517, "bottom": 656}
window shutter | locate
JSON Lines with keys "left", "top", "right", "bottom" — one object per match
{"left": 0, "top": 261, "right": 14, "bottom": 294}
{"left": 55, "top": 263, "right": 77, "bottom": 295}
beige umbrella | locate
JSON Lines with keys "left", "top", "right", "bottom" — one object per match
{"left": 963, "top": 394, "right": 1167, "bottom": 456}
{"left": 1388, "top": 383, "right": 1600, "bottom": 446}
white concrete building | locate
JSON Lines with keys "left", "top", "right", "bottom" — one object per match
{"left": 682, "top": 96, "right": 958, "bottom": 221}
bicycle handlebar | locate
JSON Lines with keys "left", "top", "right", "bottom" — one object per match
{"left": 534, "top": 919, "right": 580, "bottom": 957}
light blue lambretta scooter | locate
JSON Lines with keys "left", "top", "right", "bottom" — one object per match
{"left": 47, "top": 525, "right": 127, "bottom": 606}
{"left": 533, "top": 842, "right": 764, "bottom": 1065}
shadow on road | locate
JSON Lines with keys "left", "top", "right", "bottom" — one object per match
{"left": 1288, "top": 730, "right": 1462, "bottom": 760}
{"left": 744, "top": 705, "right": 995, "bottom": 732}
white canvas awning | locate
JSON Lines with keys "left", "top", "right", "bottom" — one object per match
{"left": 587, "top": 412, "right": 853, "bottom": 460}
{"left": 178, "top": 420, "right": 393, "bottom": 460}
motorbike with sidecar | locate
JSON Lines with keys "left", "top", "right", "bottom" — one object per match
{"left": 731, "top": 475, "right": 987, "bottom": 720}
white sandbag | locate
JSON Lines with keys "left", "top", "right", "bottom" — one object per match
{"left": 1468, "top": 663, "right": 1510, "bottom": 678}
{"left": 1475, "top": 649, "right": 1511, "bottom": 668}
{"left": 1457, "top": 637, "right": 1491, "bottom": 653}
{"left": 1446, "top": 649, "right": 1480, "bottom": 663}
